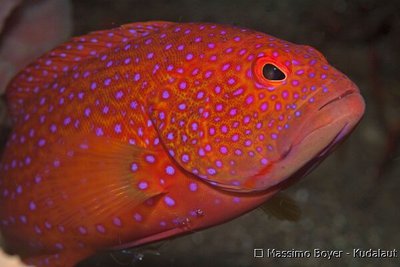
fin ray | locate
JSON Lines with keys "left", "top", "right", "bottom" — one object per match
{"left": 35, "top": 135, "right": 166, "bottom": 228}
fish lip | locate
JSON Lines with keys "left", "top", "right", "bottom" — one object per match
{"left": 278, "top": 90, "right": 356, "bottom": 161}
{"left": 318, "top": 89, "right": 356, "bottom": 111}
{"left": 279, "top": 122, "right": 347, "bottom": 173}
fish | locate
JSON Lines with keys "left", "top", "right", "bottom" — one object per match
{"left": 0, "top": 21, "right": 365, "bottom": 267}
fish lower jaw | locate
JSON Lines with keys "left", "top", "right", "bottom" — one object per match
{"left": 252, "top": 92, "right": 365, "bottom": 191}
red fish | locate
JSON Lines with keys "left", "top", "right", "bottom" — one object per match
{"left": 0, "top": 21, "right": 365, "bottom": 266}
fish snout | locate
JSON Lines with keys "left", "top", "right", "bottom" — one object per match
{"left": 254, "top": 77, "right": 365, "bottom": 191}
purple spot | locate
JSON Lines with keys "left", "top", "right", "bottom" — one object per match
{"left": 196, "top": 91, "right": 205, "bottom": 99}
{"left": 113, "top": 217, "right": 122, "bottom": 227}
{"left": 198, "top": 148, "right": 205, "bottom": 156}
{"left": 103, "top": 105, "right": 110, "bottom": 113}
{"left": 231, "top": 180, "right": 241, "bottom": 186}
{"left": 233, "top": 88, "right": 244, "bottom": 96}
{"left": 231, "top": 134, "right": 239, "bottom": 142}
{"left": 104, "top": 78, "right": 111, "bottom": 86}
{"left": 133, "top": 213, "right": 142, "bottom": 222}
{"left": 20, "top": 215, "right": 27, "bottom": 224}
{"left": 222, "top": 63, "right": 230, "bottom": 71}
{"left": 162, "top": 90, "right": 170, "bottom": 99}
{"left": 63, "top": 117, "right": 71, "bottom": 126}
{"left": 181, "top": 154, "right": 189, "bottom": 163}
{"left": 220, "top": 146, "right": 228, "bottom": 154}
{"left": 84, "top": 107, "right": 91, "bottom": 117}
{"left": 165, "top": 166, "right": 175, "bottom": 175}
{"left": 260, "top": 102, "right": 269, "bottom": 111}
{"left": 233, "top": 197, "right": 240, "bottom": 203}
{"left": 78, "top": 226, "right": 87, "bottom": 235}
{"left": 229, "top": 108, "right": 237, "bottom": 116}
{"left": 58, "top": 225, "right": 65, "bottom": 233}
{"left": 191, "top": 122, "right": 198, "bottom": 131}
{"left": 244, "top": 139, "right": 252, "bottom": 146}
{"left": 186, "top": 53, "right": 193, "bottom": 60}
{"left": 16, "top": 185, "right": 23, "bottom": 194}
{"left": 246, "top": 95, "right": 254, "bottom": 104}
{"left": 291, "top": 80, "right": 299, "bottom": 86}
{"left": 178, "top": 103, "right": 186, "bottom": 110}
{"left": 114, "top": 124, "right": 122, "bottom": 134}
{"left": 134, "top": 73, "right": 141, "bottom": 81}
{"left": 115, "top": 91, "right": 124, "bottom": 100}
{"left": 207, "top": 168, "right": 216, "bottom": 175}
{"left": 147, "top": 52, "right": 154, "bottom": 59}
{"left": 164, "top": 196, "right": 176, "bottom": 207}
{"left": 138, "top": 181, "right": 148, "bottom": 190}
{"left": 145, "top": 155, "right": 155, "bottom": 163}
{"left": 37, "top": 138, "right": 46, "bottom": 147}
{"left": 29, "top": 201, "right": 36, "bottom": 211}
{"left": 96, "top": 224, "right": 106, "bottom": 233}
{"left": 45, "top": 221, "right": 52, "bottom": 229}
{"left": 53, "top": 160, "right": 60, "bottom": 168}
{"left": 179, "top": 81, "right": 187, "bottom": 90}
{"left": 215, "top": 104, "right": 223, "bottom": 112}
{"left": 210, "top": 55, "right": 217, "bottom": 61}
{"left": 131, "top": 162, "right": 138, "bottom": 172}
{"left": 55, "top": 243, "right": 64, "bottom": 250}
{"left": 189, "top": 182, "right": 198, "bottom": 192}
{"left": 34, "top": 225, "right": 42, "bottom": 235}
{"left": 204, "top": 70, "right": 213, "bottom": 79}
{"left": 35, "top": 175, "right": 42, "bottom": 184}
{"left": 95, "top": 127, "right": 104, "bottom": 136}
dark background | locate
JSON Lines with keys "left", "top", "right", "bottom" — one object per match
{"left": 10, "top": 0, "right": 400, "bottom": 266}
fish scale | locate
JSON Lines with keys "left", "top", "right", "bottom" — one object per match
{"left": 0, "top": 21, "right": 364, "bottom": 266}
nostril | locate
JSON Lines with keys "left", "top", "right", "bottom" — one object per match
{"left": 318, "top": 90, "right": 355, "bottom": 111}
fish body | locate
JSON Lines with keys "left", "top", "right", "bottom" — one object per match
{"left": 0, "top": 21, "right": 365, "bottom": 266}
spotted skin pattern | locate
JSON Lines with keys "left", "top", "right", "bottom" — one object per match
{"left": 0, "top": 21, "right": 364, "bottom": 266}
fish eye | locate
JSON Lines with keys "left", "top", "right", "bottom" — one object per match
{"left": 262, "top": 64, "right": 286, "bottom": 81}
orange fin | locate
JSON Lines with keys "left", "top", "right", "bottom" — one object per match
{"left": 36, "top": 135, "right": 166, "bottom": 228}
{"left": 6, "top": 21, "right": 176, "bottom": 119}
{"left": 260, "top": 192, "right": 301, "bottom": 221}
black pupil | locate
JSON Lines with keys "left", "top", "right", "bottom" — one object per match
{"left": 262, "top": 64, "right": 286, "bottom": 81}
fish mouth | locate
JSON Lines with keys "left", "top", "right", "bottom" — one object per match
{"left": 251, "top": 90, "right": 365, "bottom": 191}
{"left": 318, "top": 89, "right": 356, "bottom": 111}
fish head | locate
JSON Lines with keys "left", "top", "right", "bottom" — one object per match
{"left": 148, "top": 25, "right": 365, "bottom": 193}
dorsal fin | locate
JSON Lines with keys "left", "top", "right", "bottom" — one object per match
{"left": 5, "top": 21, "right": 176, "bottom": 119}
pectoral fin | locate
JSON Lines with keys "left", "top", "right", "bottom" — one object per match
{"left": 260, "top": 192, "right": 301, "bottom": 222}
